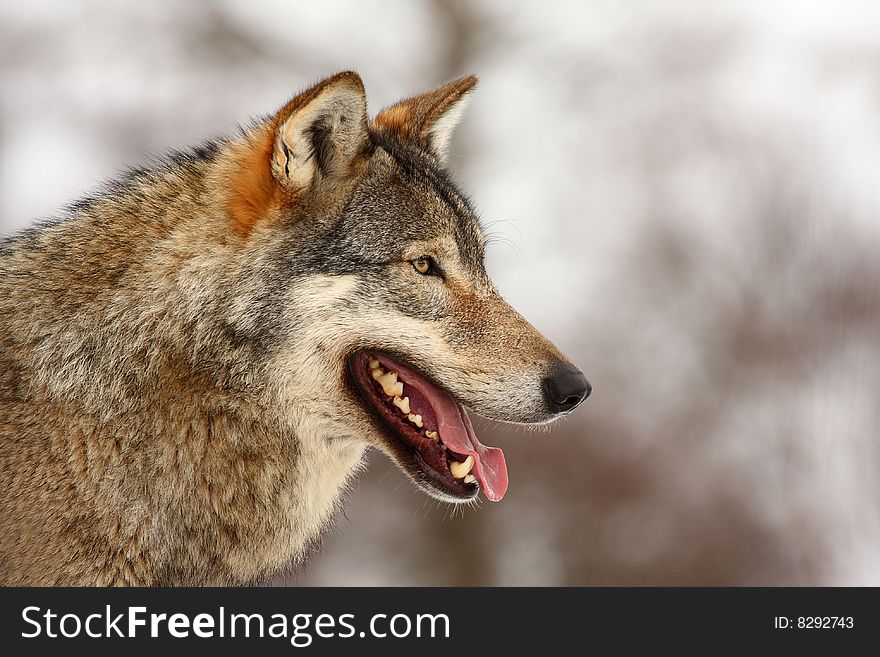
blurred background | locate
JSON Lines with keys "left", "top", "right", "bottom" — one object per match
{"left": 3, "top": 0, "right": 880, "bottom": 585}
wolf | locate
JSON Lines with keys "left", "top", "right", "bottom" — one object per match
{"left": 0, "top": 72, "right": 590, "bottom": 585}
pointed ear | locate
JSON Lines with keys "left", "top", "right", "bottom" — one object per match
{"left": 373, "top": 75, "right": 477, "bottom": 162}
{"left": 271, "top": 71, "right": 370, "bottom": 191}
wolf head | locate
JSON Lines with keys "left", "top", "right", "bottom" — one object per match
{"left": 222, "top": 72, "right": 590, "bottom": 503}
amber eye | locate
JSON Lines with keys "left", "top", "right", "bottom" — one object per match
{"left": 412, "top": 256, "right": 433, "bottom": 275}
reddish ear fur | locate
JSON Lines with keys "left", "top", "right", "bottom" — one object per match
{"left": 373, "top": 75, "right": 477, "bottom": 155}
{"left": 227, "top": 127, "right": 283, "bottom": 238}
{"left": 226, "top": 71, "right": 368, "bottom": 238}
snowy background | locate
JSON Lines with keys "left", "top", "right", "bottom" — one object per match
{"left": 3, "top": 0, "right": 880, "bottom": 585}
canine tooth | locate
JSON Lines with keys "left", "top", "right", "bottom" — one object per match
{"left": 450, "top": 455, "right": 475, "bottom": 479}
{"left": 368, "top": 358, "right": 380, "bottom": 369}
{"left": 371, "top": 367, "right": 384, "bottom": 381}
{"left": 463, "top": 474, "right": 476, "bottom": 485}
{"left": 408, "top": 414, "right": 423, "bottom": 428}
{"left": 377, "top": 371, "right": 399, "bottom": 396}
{"left": 426, "top": 430, "right": 439, "bottom": 442}
{"left": 393, "top": 396, "right": 411, "bottom": 414}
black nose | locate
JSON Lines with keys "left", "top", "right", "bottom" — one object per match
{"left": 542, "top": 363, "right": 591, "bottom": 414}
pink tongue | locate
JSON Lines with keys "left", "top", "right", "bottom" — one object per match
{"left": 383, "top": 358, "right": 509, "bottom": 501}
{"left": 439, "top": 401, "right": 508, "bottom": 502}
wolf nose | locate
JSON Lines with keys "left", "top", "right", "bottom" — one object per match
{"left": 543, "top": 363, "right": 591, "bottom": 414}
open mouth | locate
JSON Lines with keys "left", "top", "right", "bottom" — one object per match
{"left": 348, "top": 352, "right": 508, "bottom": 502}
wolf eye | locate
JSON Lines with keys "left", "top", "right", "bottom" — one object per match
{"left": 412, "top": 256, "right": 434, "bottom": 275}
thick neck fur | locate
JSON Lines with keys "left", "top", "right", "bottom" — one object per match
{"left": 0, "top": 132, "right": 365, "bottom": 585}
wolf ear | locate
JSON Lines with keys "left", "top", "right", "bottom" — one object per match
{"left": 373, "top": 75, "right": 477, "bottom": 162}
{"left": 271, "top": 71, "right": 370, "bottom": 191}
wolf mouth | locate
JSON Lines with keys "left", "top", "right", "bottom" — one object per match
{"left": 348, "top": 352, "right": 508, "bottom": 503}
